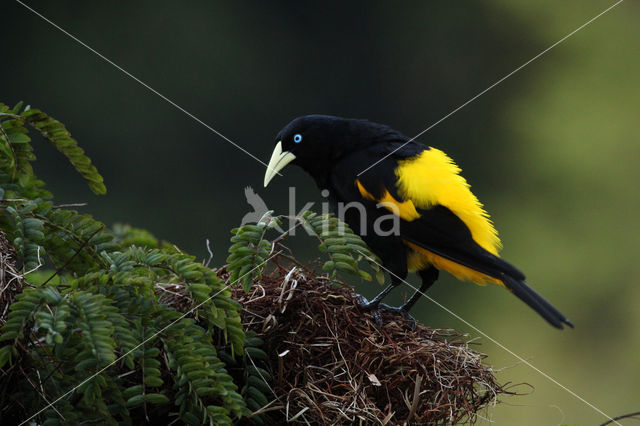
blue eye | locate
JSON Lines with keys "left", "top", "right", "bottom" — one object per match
{"left": 293, "top": 134, "right": 302, "bottom": 143}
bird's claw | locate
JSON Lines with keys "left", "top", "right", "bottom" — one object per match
{"left": 355, "top": 295, "right": 384, "bottom": 326}
{"left": 379, "top": 303, "right": 418, "bottom": 330}
{"left": 355, "top": 294, "right": 376, "bottom": 311}
{"left": 355, "top": 294, "right": 417, "bottom": 329}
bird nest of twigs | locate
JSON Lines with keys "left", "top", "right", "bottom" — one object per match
{"left": 232, "top": 263, "right": 510, "bottom": 425}
{"left": 0, "top": 230, "right": 24, "bottom": 326}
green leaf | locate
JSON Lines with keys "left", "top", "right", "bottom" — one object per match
{"left": 335, "top": 261, "right": 357, "bottom": 274}
{"left": 358, "top": 270, "right": 372, "bottom": 281}
{"left": 123, "top": 385, "right": 143, "bottom": 399}
{"left": 0, "top": 345, "right": 12, "bottom": 368}
{"left": 126, "top": 394, "right": 145, "bottom": 408}
{"left": 8, "top": 132, "right": 30, "bottom": 144}
{"left": 245, "top": 347, "right": 267, "bottom": 361}
{"left": 144, "top": 393, "right": 169, "bottom": 404}
{"left": 144, "top": 376, "right": 164, "bottom": 387}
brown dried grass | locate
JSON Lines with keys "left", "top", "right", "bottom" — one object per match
{"left": 232, "top": 264, "right": 509, "bottom": 425}
{"left": 0, "top": 230, "right": 25, "bottom": 326}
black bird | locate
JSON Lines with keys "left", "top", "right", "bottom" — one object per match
{"left": 263, "top": 115, "right": 573, "bottom": 329}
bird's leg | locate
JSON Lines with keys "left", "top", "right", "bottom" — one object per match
{"left": 356, "top": 278, "right": 404, "bottom": 328}
{"left": 376, "top": 304, "right": 418, "bottom": 329}
{"left": 355, "top": 252, "right": 409, "bottom": 327}
{"left": 400, "top": 266, "right": 439, "bottom": 312}
{"left": 359, "top": 267, "right": 439, "bottom": 330}
{"left": 355, "top": 282, "right": 397, "bottom": 311}
{"left": 356, "top": 252, "right": 407, "bottom": 311}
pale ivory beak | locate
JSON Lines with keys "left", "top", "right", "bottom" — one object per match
{"left": 264, "top": 141, "right": 296, "bottom": 187}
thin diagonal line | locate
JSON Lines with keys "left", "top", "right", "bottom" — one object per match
{"left": 358, "top": 251, "right": 621, "bottom": 425}
{"left": 27, "top": 371, "right": 65, "bottom": 420}
{"left": 14, "top": 0, "right": 280, "bottom": 175}
{"left": 20, "top": 248, "right": 284, "bottom": 425}
{"left": 358, "top": 0, "right": 624, "bottom": 176}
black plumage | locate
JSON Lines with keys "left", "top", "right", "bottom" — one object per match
{"left": 264, "top": 115, "right": 572, "bottom": 329}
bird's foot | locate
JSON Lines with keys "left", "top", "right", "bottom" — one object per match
{"left": 354, "top": 294, "right": 384, "bottom": 327}
{"left": 379, "top": 303, "right": 418, "bottom": 330}
{"left": 354, "top": 294, "right": 378, "bottom": 311}
{"left": 355, "top": 295, "right": 417, "bottom": 329}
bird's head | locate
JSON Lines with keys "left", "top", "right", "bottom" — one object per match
{"left": 263, "top": 115, "right": 351, "bottom": 187}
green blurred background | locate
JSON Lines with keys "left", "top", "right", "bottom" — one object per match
{"left": 2, "top": 1, "right": 638, "bottom": 424}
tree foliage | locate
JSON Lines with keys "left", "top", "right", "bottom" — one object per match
{"left": 0, "top": 102, "right": 248, "bottom": 424}
{"left": 0, "top": 101, "right": 379, "bottom": 424}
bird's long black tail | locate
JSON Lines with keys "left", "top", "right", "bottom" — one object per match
{"left": 399, "top": 215, "right": 573, "bottom": 329}
{"left": 501, "top": 274, "right": 573, "bottom": 329}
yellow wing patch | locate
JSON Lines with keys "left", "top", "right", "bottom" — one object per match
{"left": 395, "top": 148, "right": 502, "bottom": 255}
{"left": 355, "top": 179, "right": 420, "bottom": 221}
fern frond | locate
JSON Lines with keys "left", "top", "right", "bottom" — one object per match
{"left": 111, "top": 223, "right": 160, "bottom": 248}
{"left": 0, "top": 112, "right": 30, "bottom": 180}
{"left": 226, "top": 214, "right": 278, "bottom": 293}
{"left": 69, "top": 292, "right": 117, "bottom": 371}
{"left": 102, "top": 303, "right": 137, "bottom": 369}
{"left": 4, "top": 200, "right": 45, "bottom": 270}
{"left": 20, "top": 108, "right": 106, "bottom": 194}
{"left": 40, "top": 208, "right": 117, "bottom": 272}
{"left": 34, "top": 288, "right": 69, "bottom": 345}
{"left": 299, "top": 211, "right": 381, "bottom": 281}
{"left": 0, "top": 103, "right": 34, "bottom": 185}
{"left": 183, "top": 263, "right": 244, "bottom": 355}
{"left": 163, "top": 317, "right": 246, "bottom": 425}
{"left": 0, "top": 287, "right": 51, "bottom": 367}
{"left": 241, "top": 331, "right": 273, "bottom": 422}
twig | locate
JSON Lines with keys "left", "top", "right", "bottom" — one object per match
{"left": 203, "top": 238, "right": 214, "bottom": 267}
{"left": 41, "top": 224, "right": 104, "bottom": 286}
{"left": 51, "top": 203, "right": 88, "bottom": 209}
{"left": 601, "top": 412, "right": 640, "bottom": 426}
{"left": 407, "top": 374, "right": 423, "bottom": 422}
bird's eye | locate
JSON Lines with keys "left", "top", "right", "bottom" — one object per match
{"left": 293, "top": 134, "right": 303, "bottom": 143}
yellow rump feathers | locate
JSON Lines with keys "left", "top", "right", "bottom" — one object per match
{"left": 405, "top": 242, "right": 502, "bottom": 285}
{"left": 395, "top": 148, "right": 502, "bottom": 256}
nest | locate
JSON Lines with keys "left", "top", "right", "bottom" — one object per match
{"left": 233, "top": 265, "right": 508, "bottom": 425}
{"left": 0, "top": 230, "right": 24, "bottom": 326}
